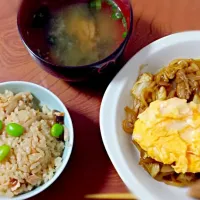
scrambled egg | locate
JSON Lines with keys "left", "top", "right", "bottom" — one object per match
{"left": 133, "top": 97, "right": 200, "bottom": 173}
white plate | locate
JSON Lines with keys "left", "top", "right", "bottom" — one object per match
{"left": 0, "top": 81, "right": 74, "bottom": 200}
{"left": 100, "top": 31, "right": 200, "bottom": 200}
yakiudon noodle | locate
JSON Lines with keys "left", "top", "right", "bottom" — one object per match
{"left": 123, "top": 58, "right": 200, "bottom": 187}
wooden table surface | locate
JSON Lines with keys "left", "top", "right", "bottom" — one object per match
{"left": 1, "top": 0, "right": 200, "bottom": 199}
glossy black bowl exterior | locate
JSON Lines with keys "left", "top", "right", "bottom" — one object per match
{"left": 17, "top": 0, "right": 133, "bottom": 82}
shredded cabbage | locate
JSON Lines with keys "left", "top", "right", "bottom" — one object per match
{"left": 131, "top": 73, "right": 153, "bottom": 99}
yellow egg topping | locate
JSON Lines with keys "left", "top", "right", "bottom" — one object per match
{"left": 133, "top": 97, "right": 200, "bottom": 173}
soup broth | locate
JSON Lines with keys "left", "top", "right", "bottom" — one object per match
{"left": 48, "top": 1, "right": 127, "bottom": 66}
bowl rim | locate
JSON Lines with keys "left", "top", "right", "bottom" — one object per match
{"left": 0, "top": 81, "right": 74, "bottom": 200}
{"left": 17, "top": 0, "right": 133, "bottom": 69}
{"left": 99, "top": 30, "right": 200, "bottom": 200}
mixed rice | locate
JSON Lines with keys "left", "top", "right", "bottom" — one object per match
{"left": 0, "top": 90, "right": 67, "bottom": 197}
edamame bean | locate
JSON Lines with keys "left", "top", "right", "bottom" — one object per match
{"left": 6, "top": 123, "right": 24, "bottom": 137}
{"left": 51, "top": 123, "right": 64, "bottom": 138}
{"left": 0, "top": 120, "right": 3, "bottom": 131}
{"left": 0, "top": 145, "right": 10, "bottom": 161}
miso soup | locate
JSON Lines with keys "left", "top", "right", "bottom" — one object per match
{"left": 47, "top": 0, "right": 127, "bottom": 66}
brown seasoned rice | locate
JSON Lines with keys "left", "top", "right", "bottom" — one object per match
{"left": 0, "top": 90, "right": 65, "bottom": 197}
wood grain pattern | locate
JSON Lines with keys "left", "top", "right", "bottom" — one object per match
{"left": 0, "top": 0, "right": 200, "bottom": 199}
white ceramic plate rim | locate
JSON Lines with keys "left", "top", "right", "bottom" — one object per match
{"left": 0, "top": 81, "right": 74, "bottom": 200}
{"left": 100, "top": 31, "right": 200, "bottom": 200}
